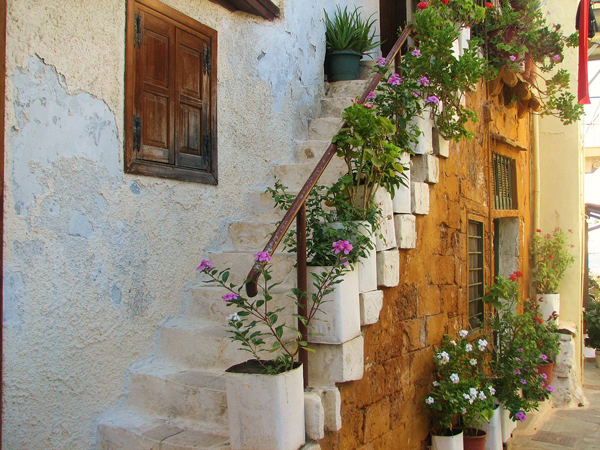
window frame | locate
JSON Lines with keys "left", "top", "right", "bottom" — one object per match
{"left": 124, "top": 0, "right": 218, "bottom": 184}
{"left": 467, "top": 219, "right": 485, "bottom": 330}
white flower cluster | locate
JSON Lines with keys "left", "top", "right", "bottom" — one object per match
{"left": 426, "top": 396, "right": 435, "bottom": 405}
{"left": 465, "top": 343, "right": 473, "bottom": 352}
{"left": 437, "top": 351, "right": 450, "bottom": 365}
{"left": 477, "top": 339, "right": 488, "bottom": 351}
{"left": 227, "top": 312, "right": 241, "bottom": 322}
{"left": 450, "top": 373, "right": 460, "bottom": 384}
{"left": 459, "top": 329, "right": 469, "bottom": 338}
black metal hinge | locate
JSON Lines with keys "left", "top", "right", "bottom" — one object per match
{"left": 133, "top": 115, "right": 142, "bottom": 151}
{"left": 134, "top": 13, "right": 142, "bottom": 47}
{"left": 204, "top": 45, "right": 211, "bottom": 75}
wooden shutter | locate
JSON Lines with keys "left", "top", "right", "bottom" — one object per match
{"left": 175, "top": 28, "right": 210, "bottom": 171}
{"left": 135, "top": 7, "right": 175, "bottom": 164}
{"left": 126, "top": 0, "right": 218, "bottom": 184}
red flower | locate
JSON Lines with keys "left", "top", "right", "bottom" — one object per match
{"left": 509, "top": 273, "right": 517, "bottom": 281}
{"left": 549, "top": 255, "right": 554, "bottom": 259}
{"left": 441, "top": 0, "right": 449, "bottom": 4}
{"left": 485, "top": 2, "right": 494, "bottom": 8}
{"left": 535, "top": 317, "right": 543, "bottom": 324}
{"left": 515, "top": 270, "right": 523, "bottom": 278}
{"left": 536, "top": 229, "right": 541, "bottom": 233}
{"left": 417, "top": 1, "right": 429, "bottom": 10}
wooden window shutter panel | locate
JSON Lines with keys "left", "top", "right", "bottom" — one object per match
{"left": 135, "top": 7, "right": 175, "bottom": 164}
{"left": 175, "top": 28, "right": 210, "bottom": 171}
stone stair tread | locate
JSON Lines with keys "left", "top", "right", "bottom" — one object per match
{"left": 162, "top": 315, "right": 230, "bottom": 338}
{"left": 131, "top": 361, "right": 227, "bottom": 391}
{"left": 99, "top": 408, "right": 229, "bottom": 449}
{"left": 325, "top": 79, "right": 370, "bottom": 98}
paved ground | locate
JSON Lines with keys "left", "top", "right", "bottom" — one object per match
{"left": 508, "top": 361, "right": 600, "bottom": 449}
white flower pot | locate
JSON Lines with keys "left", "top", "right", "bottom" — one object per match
{"left": 307, "top": 266, "right": 360, "bottom": 344}
{"left": 393, "top": 153, "right": 412, "bottom": 214}
{"left": 500, "top": 405, "right": 517, "bottom": 444}
{"left": 432, "top": 430, "right": 464, "bottom": 450}
{"left": 226, "top": 361, "right": 305, "bottom": 450}
{"left": 537, "top": 293, "right": 560, "bottom": 321}
{"left": 374, "top": 187, "right": 397, "bottom": 251}
{"left": 596, "top": 352, "right": 600, "bottom": 369}
{"left": 481, "top": 405, "right": 503, "bottom": 450}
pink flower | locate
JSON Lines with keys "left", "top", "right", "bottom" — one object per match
{"left": 411, "top": 49, "right": 421, "bottom": 57}
{"left": 417, "top": 1, "right": 428, "bottom": 10}
{"left": 388, "top": 73, "right": 402, "bottom": 85}
{"left": 520, "top": 379, "right": 527, "bottom": 385}
{"left": 425, "top": 95, "right": 439, "bottom": 104}
{"left": 254, "top": 251, "right": 272, "bottom": 262}
{"left": 418, "top": 76, "right": 430, "bottom": 86}
{"left": 366, "top": 92, "right": 376, "bottom": 99}
{"left": 515, "top": 412, "right": 526, "bottom": 422}
{"left": 412, "top": 91, "right": 420, "bottom": 97}
{"left": 340, "top": 256, "right": 349, "bottom": 267}
{"left": 547, "top": 385, "right": 555, "bottom": 392}
{"left": 509, "top": 55, "right": 517, "bottom": 62}
{"left": 514, "top": 369, "right": 521, "bottom": 375}
{"left": 540, "top": 373, "right": 548, "bottom": 380}
{"left": 197, "top": 259, "right": 214, "bottom": 271}
{"left": 222, "top": 293, "right": 239, "bottom": 302}
{"left": 541, "top": 354, "right": 548, "bottom": 360}
{"left": 553, "top": 54, "right": 562, "bottom": 62}
{"left": 332, "top": 240, "right": 354, "bottom": 255}
{"left": 376, "top": 57, "right": 387, "bottom": 67}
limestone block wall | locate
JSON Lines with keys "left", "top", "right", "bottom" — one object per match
{"left": 318, "top": 86, "right": 533, "bottom": 449}
{"left": 1, "top": 0, "right": 379, "bottom": 449}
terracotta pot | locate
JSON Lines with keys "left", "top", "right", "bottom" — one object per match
{"left": 537, "top": 361, "right": 555, "bottom": 386}
{"left": 463, "top": 429, "right": 487, "bottom": 450}
{"left": 522, "top": 53, "right": 536, "bottom": 84}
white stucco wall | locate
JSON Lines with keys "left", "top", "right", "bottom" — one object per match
{"left": 538, "top": 0, "right": 585, "bottom": 391}
{"left": 2, "top": 0, "right": 379, "bottom": 449}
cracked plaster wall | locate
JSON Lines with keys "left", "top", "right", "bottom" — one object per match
{"left": 2, "top": 0, "right": 379, "bottom": 449}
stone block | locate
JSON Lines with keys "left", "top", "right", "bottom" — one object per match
{"left": 392, "top": 182, "right": 411, "bottom": 214}
{"left": 394, "top": 214, "right": 416, "bottom": 249}
{"left": 404, "top": 318, "right": 427, "bottom": 352}
{"left": 411, "top": 182, "right": 430, "bottom": 215}
{"left": 376, "top": 249, "right": 400, "bottom": 288}
{"left": 309, "top": 387, "right": 342, "bottom": 432}
{"left": 411, "top": 154, "right": 439, "bottom": 184}
{"left": 427, "top": 314, "right": 446, "bottom": 346}
{"left": 410, "top": 115, "right": 433, "bottom": 155}
{"left": 308, "top": 117, "right": 343, "bottom": 141}
{"left": 307, "top": 335, "right": 364, "bottom": 386}
{"left": 374, "top": 188, "right": 397, "bottom": 251}
{"left": 433, "top": 128, "right": 450, "bottom": 158}
{"left": 360, "top": 290, "right": 384, "bottom": 326}
{"left": 363, "top": 398, "right": 391, "bottom": 443}
{"left": 304, "top": 392, "right": 325, "bottom": 441}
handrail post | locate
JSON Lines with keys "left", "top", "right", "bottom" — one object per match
{"left": 297, "top": 203, "right": 308, "bottom": 388}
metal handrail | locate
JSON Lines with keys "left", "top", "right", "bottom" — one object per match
{"left": 245, "top": 26, "right": 413, "bottom": 384}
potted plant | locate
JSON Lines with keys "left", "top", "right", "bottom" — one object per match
{"left": 424, "top": 332, "right": 495, "bottom": 450}
{"left": 483, "top": 272, "right": 556, "bottom": 443}
{"left": 324, "top": 5, "right": 380, "bottom": 81}
{"left": 526, "top": 299, "right": 560, "bottom": 386}
{"left": 585, "top": 298, "right": 600, "bottom": 368}
{"left": 480, "top": 0, "right": 583, "bottom": 124}
{"left": 531, "top": 228, "right": 575, "bottom": 319}
{"left": 196, "top": 242, "right": 352, "bottom": 450}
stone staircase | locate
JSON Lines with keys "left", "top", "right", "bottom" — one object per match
{"left": 97, "top": 78, "right": 447, "bottom": 449}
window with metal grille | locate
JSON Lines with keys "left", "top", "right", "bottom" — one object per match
{"left": 468, "top": 220, "right": 484, "bottom": 329}
{"left": 492, "top": 153, "right": 517, "bottom": 210}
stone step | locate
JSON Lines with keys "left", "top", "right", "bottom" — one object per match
{"left": 273, "top": 159, "right": 346, "bottom": 190}
{"left": 157, "top": 316, "right": 246, "bottom": 370}
{"left": 128, "top": 363, "right": 230, "bottom": 430}
{"left": 185, "top": 284, "right": 297, "bottom": 325}
{"left": 247, "top": 188, "right": 290, "bottom": 221}
{"left": 227, "top": 220, "right": 277, "bottom": 252}
{"left": 320, "top": 97, "right": 353, "bottom": 118}
{"left": 325, "top": 79, "right": 370, "bottom": 98}
{"left": 98, "top": 408, "right": 229, "bottom": 450}
{"left": 294, "top": 140, "right": 331, "bottom": 164}
{"left": 308, "top": 117, "right": 343, "bottom": 141}
{"left": 206, "top": 251, "right": 297, "bottom": 293}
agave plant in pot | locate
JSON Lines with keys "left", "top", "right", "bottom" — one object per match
{"left": 196, "top": 241, "right": 353, "bottom": 450}
{"left": 424, "top": 332, "right": 495, "bottom": 450}
{"left": 531, "top": 228, "right": 575, "bottom": 320}
{"left": 324, "top": 5, "right": 380, "bottom": 81}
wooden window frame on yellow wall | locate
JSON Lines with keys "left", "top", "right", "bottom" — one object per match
{"left": 467, "top": 213, "right": 489, "bottom": 330}
{"left": 124, "top": 0, "right": 218, "bottom": 184}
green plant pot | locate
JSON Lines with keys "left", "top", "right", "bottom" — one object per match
{"left": 327, "top": 50, "right": 362, "bottom": 82}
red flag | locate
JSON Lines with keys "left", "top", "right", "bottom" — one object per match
{"left": 579, "top": 0, "right": 591, "bottom": 104}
